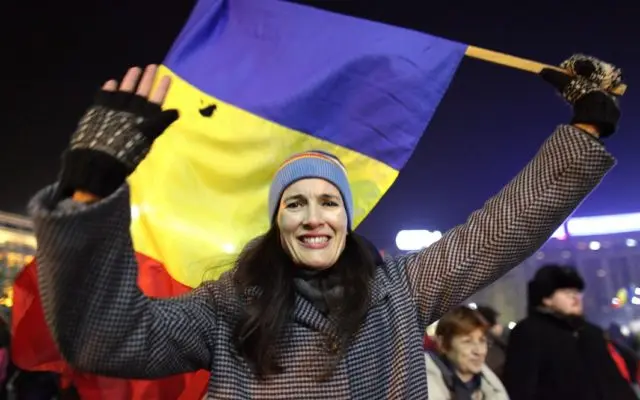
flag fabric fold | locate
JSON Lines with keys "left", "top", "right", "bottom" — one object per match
{"left": 11, "top": 0, "right": 467, "bottom": 398}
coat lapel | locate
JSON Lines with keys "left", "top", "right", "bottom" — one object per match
{"left": 292, "top": 294, "right": 335, "bottom": 334}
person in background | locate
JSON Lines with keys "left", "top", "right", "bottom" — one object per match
{"left": 425, "top": 306, "right": 509, "bottom": 400}
{"left": 605, "top": 324, "right": 640, "bottom": 397}
{"left": 609, "top": 323, "right": 638, "bottom": 352}
{"left": 503, "top": 264, "right": 637, "bottom": 400}
{"left": 477, "top": 305, "right": 508, "bottom": 381}
{"left": 424, "top": 333, "right": 438, "bottom": 352}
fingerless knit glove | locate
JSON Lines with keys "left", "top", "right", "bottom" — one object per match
{"left": 541, "top": 54, "right": 623, "bottom": 138}
{"left": 56, "top": 90, "right": 179, "bottom": 200}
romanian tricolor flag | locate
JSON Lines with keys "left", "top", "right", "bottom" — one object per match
{"left": 11, "top": 0, "right": 466, "bottom": 398}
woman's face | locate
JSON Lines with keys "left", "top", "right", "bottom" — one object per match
{"left": 277, "top": 178, "right": 348, "bottom": 269}
{"left": 442, "top": 329, "right": 488, "bottom": 376}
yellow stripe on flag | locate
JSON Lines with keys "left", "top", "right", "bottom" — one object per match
{"left": 128, "top": 66, "right": 398, "bottom": 288}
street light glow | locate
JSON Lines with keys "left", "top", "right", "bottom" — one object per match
{"left": 395, "top": 229, "right": 443, "bottom": 251}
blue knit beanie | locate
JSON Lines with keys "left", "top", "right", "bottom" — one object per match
{"left": 268, "top": 150, "right": 354, "bottom": 229}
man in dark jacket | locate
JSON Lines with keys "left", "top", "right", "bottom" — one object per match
{"left": 503, "top": 264, "right": 637, "bottom": 400}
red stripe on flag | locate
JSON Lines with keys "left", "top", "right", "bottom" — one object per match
{"left": 11, "top": 254, "right": 209, "bottom": 399}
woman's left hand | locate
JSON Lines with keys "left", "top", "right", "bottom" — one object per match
{"left": 540, "top": 54, "right": 623, "bottom": 138}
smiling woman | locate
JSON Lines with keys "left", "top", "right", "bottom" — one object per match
{"left": 233, "top": 151, "right": 377, "bottom": 378}
{"left": 279, "top": 178, "right": 348, "bottom": 269}
{"left": 275, "top": 152, "right": 350, "bottom": 269}
{"left": 425, "top": 306, "right": 509, "bottom": 400}
{"left": 29, "top": 53, "right": 627, "bottom": 399}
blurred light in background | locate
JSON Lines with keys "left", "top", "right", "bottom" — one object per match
{"left": 395, "top": 229, "right": 442, "bottom": 251}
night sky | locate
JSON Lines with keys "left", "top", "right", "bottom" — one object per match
{"left": 2, "top": 0, "right": 638, "bottom": 250}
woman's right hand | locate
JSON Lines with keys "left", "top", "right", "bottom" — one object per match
{"left": 57, "top": 65, "right": 179, "bottom": 202}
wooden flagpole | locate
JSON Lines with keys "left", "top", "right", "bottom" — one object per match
{"left": 464, "top": 46, "right": 627, "bottom": 96}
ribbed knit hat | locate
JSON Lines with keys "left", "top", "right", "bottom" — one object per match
{"left": 268, "top": 150, "right": 353, "bottom": 229}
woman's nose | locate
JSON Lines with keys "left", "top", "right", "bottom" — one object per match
{"left": 303, "top": 206, "right": 323, "bottom": 228}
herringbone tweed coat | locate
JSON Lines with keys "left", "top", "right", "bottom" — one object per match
{"left": 29, "top": 125, "right": 614, "bottom": 399}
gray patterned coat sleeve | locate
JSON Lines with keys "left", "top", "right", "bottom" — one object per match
{"left": 29, "top": 185, "right": 217, "bottom": 379}
{"left": 393, "top": 125, "right": 615, "bottom": 329}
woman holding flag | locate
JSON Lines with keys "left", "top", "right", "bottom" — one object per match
{"left": 29, "top": 54, "right": 623, "bottom": 399}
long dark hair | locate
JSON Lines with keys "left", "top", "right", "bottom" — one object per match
{"left": 232, "top": 226, "right": 377, "bottom": 379}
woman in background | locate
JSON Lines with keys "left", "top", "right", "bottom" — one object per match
{"left": 425, "top": 306, "right": 509, "bottom": 400}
